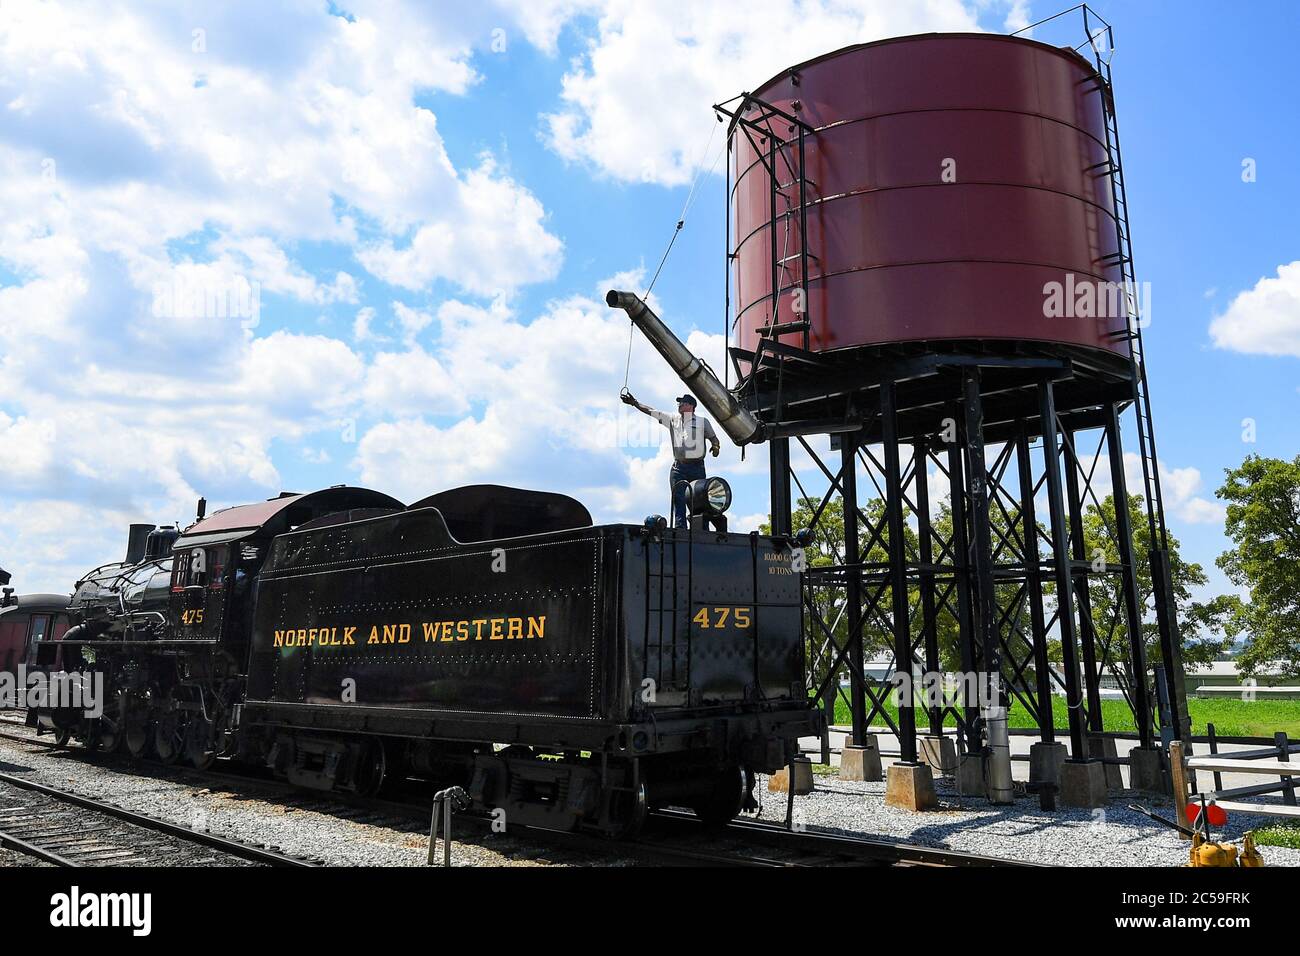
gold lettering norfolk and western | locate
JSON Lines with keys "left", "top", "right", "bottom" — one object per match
{"left": 273, "top": 616, "right": 546, "bottom": 648}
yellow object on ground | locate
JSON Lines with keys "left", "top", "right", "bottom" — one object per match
{"left": 1186, "top": 830, "right": 1266, "bottom": 867}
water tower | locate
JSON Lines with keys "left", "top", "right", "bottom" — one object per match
{"left": 610, "top": 8, "right": 1187, "bottom": 809}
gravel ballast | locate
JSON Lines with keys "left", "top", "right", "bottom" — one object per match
{"left": 0, "top": 730, "right": 628, "bottom": 867}
{"left": 3, "top": 725, "right": 1295, "bottom": 867}
{"left": 750, "top": 770, "right": 1300, "bottom": 867}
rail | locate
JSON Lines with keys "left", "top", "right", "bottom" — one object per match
{"left": 0, "top": 719, "right": 1025, "bottom": 867}
{"left": 0, "top": 768, "right": 318, "bottom": 867}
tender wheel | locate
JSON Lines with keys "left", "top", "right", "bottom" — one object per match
{"left": 691, "top": 763, "right": 745, "bottom": 827}
{"left": 608, "top": 781, "right": 648, "bottom": 839}
{"left": 351, "top": 738, "right": 387, "bottom": 796}
{"left": 154, "top": 710, "right": 189, "bottom": 765}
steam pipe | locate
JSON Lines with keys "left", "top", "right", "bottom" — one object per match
{"left": 606, "top": 290, "right": 765, "bottom": 445}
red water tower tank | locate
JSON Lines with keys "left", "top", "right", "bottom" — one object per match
{"left": 730, "top": 33, "right": 1128, "bottom": 362}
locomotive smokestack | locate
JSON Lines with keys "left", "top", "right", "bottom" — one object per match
{"left": 606, "top": 290, "right": 764, "bottom": 445}
{"left": 125, "top": 523, "right": 154, "bottom": 565}
{"left": 197, "top": 496, "right": 207, "bottom": 521}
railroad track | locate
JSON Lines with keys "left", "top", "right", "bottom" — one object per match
{"left": 0, "top": 770, "right": 319, "bottom": 867}
{"left": 0, "top": 717, "right": 1027, "bottom": 868}
{"left": 649, "top": 808, "right": 1034, "bottom": 867}
{"left": 0, "top": 720, "right": 318, "bottom": 866}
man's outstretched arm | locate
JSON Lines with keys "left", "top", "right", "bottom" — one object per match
{"left": 621, "top": 391, "right": 669, "bottom": 424}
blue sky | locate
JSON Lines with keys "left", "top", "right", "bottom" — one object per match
{"left": 0, "top": 0, "right": 1297, "bottom": 607}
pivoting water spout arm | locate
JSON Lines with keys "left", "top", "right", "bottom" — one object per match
{"left": 606, "top": 290, "right": 765, "bottom": 446}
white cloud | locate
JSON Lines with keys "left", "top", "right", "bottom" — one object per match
{"left": 494, "top": 0, "right": 604, "bottom": 54}
{"left": 391, "top": 301, "right": 434, "bottom": 342}
{"left": 356, "top": 156, "right": 563, "bottom": 296}
{"left": 208, "top": 235, "right": 359, "bottom": 306}
{"left": 353, "top": 288, "right": 730, "bottom": 510}
{"left": 0, "top": 1, "right": 578, "bottom": 590}
{"left": 361, "top": 347, "right": 467, "bottom": 417}
{"left": 0, "top": 0, "right": 1036, "bottom": 594}
{"left": 0, "top": 499, "right": 137, "bottom": 597}
{"left": 240, "top": 331, "right": 364, "bottom": 417}
{"left": 353, "top": 306, "right": 378, "bottom": 342}
{"left": 1150, "top": 458, "right": 1226, "bottom": 526}
{"left": 1083, "top": 453, "right": 1225, "bottom": 528}
{"left": 542, "top": 0, "right": 995, "bottom": 186}
{"left": 1209, "top": 260, "right": 1300, "bottom": 357}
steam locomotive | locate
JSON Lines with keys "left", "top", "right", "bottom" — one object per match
{"left": 27, "top": 479, "right": 817, "bottom": 835}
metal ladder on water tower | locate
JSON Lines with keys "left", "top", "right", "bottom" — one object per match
{"left": 1075, "top": 8, "right": 1190, "bottom": 749}
{"left": 1088, "top": 49, "right": 1170, "bottom": 553}
{"left": 715, "top": 91, "right": 819, "bottom": 422}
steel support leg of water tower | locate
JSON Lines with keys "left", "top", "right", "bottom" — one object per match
{"left": 1062, "top": 428, "right": 1105, "bottom": 734}
{"left": 840, "top": 432, "right": 869, "bottom": 749}
{"left": 946, "top": 417, "right": 982, "bottom": 760}
{"left": 914, "top": 437, "right": 956, "bottom": 778}
{"left": 913, "top": 438, "right": 944, "bottom": 739}
{"left": 1038, "top": 377, "right": 1107, "bottom": 807}
{"left": 1151, "top": 546, "right": 1191, "bottom": 747}
{"left": 1016, "top": 424, "right": 1065, "bottom": 794}
{"left": 1105, "top": 402, "right": 1165, "bottom": 791}
{"left": 961, "top": 368, "right": 1013, "bottom": 804}
{"left": 881, "top": 381, "right": 918, "bottom": 765}
{"left": 1063, "top": 426, "right": 1125, "bottom": 788}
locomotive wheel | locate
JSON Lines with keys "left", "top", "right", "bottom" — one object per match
{"left": 125, "top": 720, "right": 154, "bottom": 759}
{"left": 52, "top": 726, "right": 72, "bottom": 748}
{"left": 124, "top": 696, "right": 155, "bottom": 759}
{"left": 154, "top": 710, "right": 189, "bottom": 765}
{"left": 185, "top": 718, "right": 217, "bottom": 771}
{"left": 86, "top": 717, "right": 122, "bottom": 755}
{"left": 87, "top": 690, "right": 127, "bottom": 754}
{"left": 691, "top": 762, "right": 745, "bottom": 827}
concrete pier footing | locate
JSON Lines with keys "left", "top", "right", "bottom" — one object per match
{"left": 1128, "top": 745, "right": 1167, "bottom": 794}
{"left": 1028, "top": 741, "right": 1068, "bottom": 791}
{"left": 768, "top": 757, "right": 815, "bottom": 795}
{"left": 839, "top": 734, "right": 883, "bottom": 782}
{"left": 1087, "top": 735, "right": 1125, "bottom": 790}
{"left": 885, "top": 762, "right": 938, "bottom": 811}
{"left": 920, "top": 735, "right": 958, "bottom": 779}
{"left": 1059, "top": 759, "right": 1109, "bottom": 808}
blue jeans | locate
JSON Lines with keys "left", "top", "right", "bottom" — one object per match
{"left": 670, "top": 459, "right": 707, "bottom": 529}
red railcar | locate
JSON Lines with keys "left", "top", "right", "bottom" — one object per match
{"left": 0, "top": 593, "right": 72, "bottom": 674}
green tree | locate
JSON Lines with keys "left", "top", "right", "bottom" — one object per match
{"left": 1216, "top": 455, "right": 1300, "bottom": 678}
{"left": 1080, "top": 492, "right": 1232, "bottom": 700}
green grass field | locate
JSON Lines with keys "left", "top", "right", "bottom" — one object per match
{"left": 1253, "top": 823, "right": 1300, "bottom": 849}
{"left": 825, "top": 694, "right": 1300, "bottom": 739}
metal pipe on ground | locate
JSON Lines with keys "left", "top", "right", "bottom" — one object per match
{"left": 428, "top": 786, "right": 470, "bottom": 867}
